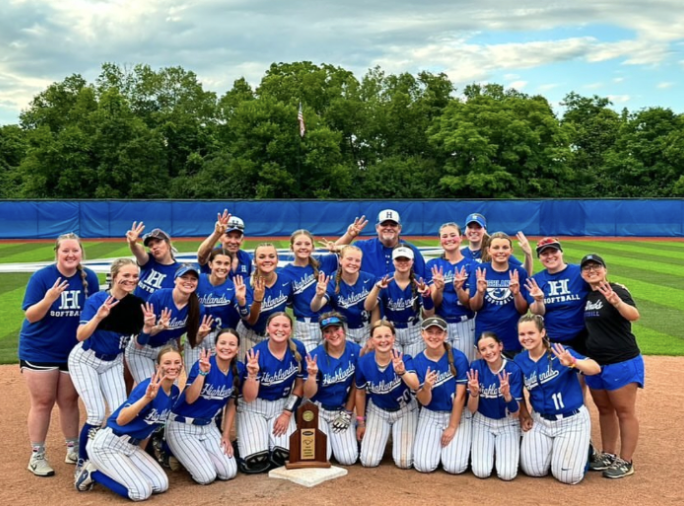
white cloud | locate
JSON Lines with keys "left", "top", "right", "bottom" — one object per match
{"left": 584, "top": 82, "right": 603, "bottom": 89}
{"left": 608, "top": 94, "right": 631, "bottom": 103}
{"left": 657, "top": 82, "right": 674, "bottom": 89}
{"left": 538, "top": 83, "right": 561, "bottom": 91}
{"left": 613, "top": 77, "right": 624, "bottom": 83}
{"left": 508, "top": 80, "right": 528, "bottom": 90}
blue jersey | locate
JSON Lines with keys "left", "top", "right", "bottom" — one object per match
{"left": 355, "top": 352, "right": 415, "bottom": 411}
{"left": 196, "top": 274, "right": 247, "bottom": 331}
{"left": 173, "top": 356, "right": 245, "bottom": 420}
{"left": 136, "top": 288, "right": 205, "bottom": 347}
{"left": 200, "top": 249, "right": 252, "bottom": 279}
{"left": 309, "top": 341, "right": 361, "bottom": 409}
{"left": 525, "top": 265, "right": 589, "bottom": 343}
{"left": 425, "top": 257, "right": 476, "bottom": 323}
{"left": 324, "top": 271, "right": 376, "bottom": 329}
{"left": 469, "top": 263, "right": 528, "bottom": 352}
{"left": 79, "top": 291, "right": 132, "bottom": 356}
{"left": 355, "top": 238, "right": 426, "bottom": 279}
{"left": 107, "top": 379, "right": 179, "bottom": 440}
{"left": 135, "top": 256, "right": 180, "bottom": 301}
{"left": 515, "top": 348, "right": 586, "bottom": 416}
{"left": 19, "top": 264, "right": 100, "bottom": 363}
{"left": 461, "top": 248, "right": 523, "bottom": 267}
{"left": 282, "top": 254, "right": 338, "bottom": 321}
{"left": 242, "top": 273, "right": 294, "bottom": 335}
{"left": 413, "top": 348, "right": 469, "bottom": 412}
{"left": 377, "top": 279, "right": 423, "bottom": 327}
{"left": 469, "top": 358, "right": 523, "bottom": 419}
{"left": 242, "top": 339, "right": 308, "bottom": 401}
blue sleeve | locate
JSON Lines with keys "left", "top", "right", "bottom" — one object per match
{"left": 86, "top": 269, "right": 100, "bottom": 298}
{"left": 318, "top": 254, "right": 339, "bottom": 274}
{"left": 79, "top": 293, "right": 102, "bottom": 324}
{"left": 185, "top": 361, "right": 200, "bottom": 386}
{"left": 355, "top": 361, "right": 367, "bottom": 388}
{"left": 324, "top": 276, "right": 336, "bottom": 302}
{"left": 403, "top": 355, "right": 415, "bottom": 373}
{"left": 509, "top": 365, "right": 523, "bottom": 401}
{"left": 22, "top": 270, "right": 48, "bottom": 310}
{"left": 509, "top": 255, "right": 523, "bottom": 267}
{"left": 453, "top": 350, "right": 469, "bottom": 383}
{"left": 468, "top": 268, "right": 478, "bottom": 297}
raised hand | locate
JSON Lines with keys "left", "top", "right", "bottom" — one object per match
{"left": 392, "top": 349, "right": 406, "bottom": 376}
{"left": 598, "top": 281, "right": 621, "bottom": 306}
{"left": 233, "top": 275, "right": 247, "bottom": 301}
{"left": 551, "top": 343, "right": 577, "bottom": 368}
{"left": 423, "top": 367, "right": 438, "bottom": 390}
{"left": 46, "top": 277, "right": 70, "bottom": 303}
{"left": 316, "top": 272, "right": 330, "bottom": 297}
{"left": 144, "top": 368, "right": 166, "bottom": 400}
{"left": 305, "top": 354, "right": 319, "bottom": 377}
{"left": 126, "top": 221, "right": 145, "bottom": 244}
{"left": 347, "top": 215, "right": 368, "bottom": 237}
{"left": 198, "top": 348, "right": 212, "bottom": 374}
{"left": 198, "top": 315, "right": 214, "bottom": 338}
{"left": 509, "top": 269, "right": 520, "bottom": 296}
{"left": 525, "top": 278, "right": 544, "bottom": 301}
{"left": 476, "top": 267, "right": 487, "bottom": 294}
{"left": 516, "top": 231, "right": 532, "bottom": 256}
{"left": 246, "top": 349, "right": 260, "bottom": 377}
{"left": 415, "top": 277, "right": 431, "bottom": 297}
{"left": 215, "top": 209, "right": 231, "bottom": 235}
{"left": 498, "top": 371, "right": 511, "bottom": 398}
{"left": 454, "top": 266, "right": 468, "bottom": 291}
{"left": 141, "top": 302, "right": 156, "bottom": 328}
{"left": 376, "top": 274, "right": 391, "bottom": 290}
{"left": 317, "top": 238, "right": 338, "bottom": 253}
{"left": 466, "top": 369, "right": 480, "bottom": 397}
{"left": 253, "top": 276, "right": 266, "bottom": 301}
{"left": 430, "top": 265, "right": 445, "bottom": 292}
{"left": 158, "top": 307, "right": 172, "bottom": 330}
{"left": 96, "top": 296, "right": 120, "bottom": 319}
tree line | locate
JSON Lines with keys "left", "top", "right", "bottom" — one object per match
{"left": 1, "top": 61, "right": 683, "bottom": 200}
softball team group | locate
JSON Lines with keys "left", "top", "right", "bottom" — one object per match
{"left": 18, "top": 208, "right": 644, "bottom": 500}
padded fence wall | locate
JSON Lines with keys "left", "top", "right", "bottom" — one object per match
{"left": 0, "top": 200, "right": 682, "bottom": 239}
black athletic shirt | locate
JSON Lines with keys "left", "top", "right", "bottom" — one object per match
{"left": 584, "top": 282, "right": 640, "bottom": 365}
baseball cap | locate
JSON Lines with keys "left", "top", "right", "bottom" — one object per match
{"left": 392, "top": 246, "right": 414, "bottom": 260}
{"left": 580, "top": 254, "right": 606, "bottom": 269}
{"left": 225, "top": 216, "right": 245, "bottom": 234}
{"left": 174, "top": 263, "right": 201, "bottom": 279}
{"left": 536, "top": 237, "right": 563, "bottom": 257}
{"left": 377, "top": 209, "right": 401, "bottom": 225}
{"left": 143, "top": 228, "right": 171, "bottom": 246}
{"left": 320, "top": 314, "right": 346, "bottom": 330}
{"left": 421, "top": 316, "right": 448, "bottom": 332}
{"left": 465, "top": 213, "right": 487, "bottom": 228}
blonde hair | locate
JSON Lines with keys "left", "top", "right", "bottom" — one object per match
{"left": 251, "top": 242, "right": 278, "bottom": 288}
{"left": 336, "top": 245, "right": 362, "bottom": 294}
{"left": 290, "top": 229, "right": 320, "bottom": 278}
{"left": 110, "top": 258, "right": 137, "bottom": 278}
{"left": 266, "top": 312, "right": 301, "bottom": 371}
{"left": 54, "top": 233, "right": 89, "bottom": 298}
{"left": 482, "top": 231, "right": 511, "bottom": 264}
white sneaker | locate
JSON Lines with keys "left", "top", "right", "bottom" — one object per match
{"left": 74, "top": 461, "right": 96, "bottom": 491}
{"left": 28, "top": 452, "right": 55, "bottom": 477}
{"left": 65, "top": 450, "right": 79, "bottom": 465}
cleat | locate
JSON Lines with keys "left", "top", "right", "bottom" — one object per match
{"left": 65, "top": 450, "right": 79, "bottom": 465}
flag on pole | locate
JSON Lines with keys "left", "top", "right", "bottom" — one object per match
{"left": 298, "top": 102, "right": 306, "bottom": 138}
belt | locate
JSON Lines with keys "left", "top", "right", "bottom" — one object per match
{"left": 111, "top": 429, "right": 142, "bottom": 446}
{"left": 82, "top": 342, "right": 119, "bottom": 361}
{"left": 393, "top": 320, "right": 419, "bottom": 329}
{"left": 320, "top": 404, "right": 344, "bottom": 412}
{"left": 169, "top": 413, "right": 213, "bottom": 426}
{"left": 538, "top": 409, "right": 580, "bottom": 421}
{"left": 296, "top": 317, "right": 319, "bottom": 323}
{"left": 445, "top": 316, "right": 472, "bottom": 324}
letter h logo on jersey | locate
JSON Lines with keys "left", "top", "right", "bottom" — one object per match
{"left": 145, "top": 271, "right": 167, "bottom": 290}
{"left": 547, "top": 280, "right": 570, "bottom": 297}
{"left": 60, "top": 290, "right": 81, "bottom": 310}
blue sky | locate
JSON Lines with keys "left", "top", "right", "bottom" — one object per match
{"left": 1, "top": 0, "right": 683, "bottom": 125}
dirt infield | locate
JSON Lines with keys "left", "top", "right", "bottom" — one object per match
{"left": 3, "top": 356, "right": 683, "bottom": 506}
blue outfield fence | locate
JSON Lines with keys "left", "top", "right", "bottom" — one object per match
{"left": 0, "top": 199, "right": 682, "bottom": 239}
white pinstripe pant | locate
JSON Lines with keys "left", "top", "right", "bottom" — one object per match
{"left": 520, "top": 405, "right": 591, "bottom": 485}
{"left": 414, "top": 408, "right": 472, "bottom": 474}
{"left": 236, "top": 321, "right": 267, "bottom": 359}
{"left": 165, "top": 418, "right": 237, "bottom": 484}
{"left": 68, "top": 343, "right": 126, "bottom": 425}
{"left": 88, "top": 427, "right": 168, "bottom": 501}
{"left": 471, "top": 411, "right": 521, "bottom": 480}
{"left": 360, "top": 399, "right": 418, "bottom": 469}
{"left": 346, "top": 326, "right": 370, "bottom": 348}
{"left": 183, "top": 329, "right": 217, "bottom": 375}
{"left": 236, "top": 397, "right": 296, "bottom": 459}
{"left": 315, "top": 404, "right": 359, "bottom": 465}
{"left": 294, "top": 319, "right": 322, "bottom": 353}
{"left": 394, "top": 323, "right": 425, "bottom": 358}
{"left": 447, "top": 319, "right": 476, "bottom": 363}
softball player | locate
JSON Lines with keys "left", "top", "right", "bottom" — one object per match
{"left": 166, "top": 330, "right": 246, "bottom": 484}
{"left": 468, "top": 232, "right": 529, "bottom": 355}
{"left": 126, "top": 223, "right": 180, "bottom": 301}
{"left": 282, "top": 229, "right": 339, "bottom": 352}
{"left": 460, "top": 213, "right": 533, "bottom": 274}
{"left": 355, "top": 320, "right": 420, "bottom": 469}
{"left": 20, "top": 233, "right": 99, "bottom": 477}
{"left": 525, "top": 238, "right": 590, "bottom": 352}
{"left": 236, "top": 312, "right": 307, "bottom": 473}
{"left": 185, "top": 248, "right": 249, "bottom": 374}
{"left": 413, "top": 316, "right": 471, "bottom": 474}
{"left": 365, "top": 246, "right": 435, "bottom": 357}
{"left": 302, "top": 312, "right": 360, "bottom": 465}
{"left": 125, "top": 265, "right": 212, "bottom": 384}
{"left": 69, "top": 259, "right": 145, "bottom": 471}
{"left": 311, "top": 245, "right": 378, "bottom": 348}
{"left": 467, "top": 331, "right": 523, "bottom": 481}
{"left": 237, "top": 243, "right": 294, "bottom": 355}
{"left": 426, "top": 223, "right": 477, "bottom": 362}
{"left": 581, "top": 254, "right": 643, "bottom": 479}
{"left": 515, "top": 314, "right": 600, "bottom": 485}
{"left": 75, "top": 346, "right": 182, "bottom": 500}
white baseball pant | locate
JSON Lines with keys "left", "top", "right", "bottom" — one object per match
{"left": 315, "top": 404, "right": 359, "bottom": 465}
{"left": 360, "top": 398, "right": 419, "bottom": 469}
{"left": 294, "top": 319, "right": 322, "bottom": 353}
{"left": 346, "top": 326, "right": 370, "bottom": 348}
{"left": 236, "top": 397, "right": 296, "bottom": 459}
{"left": 236, "top": 321, "right": 267, "bottom": 359}
{"left": 413, "top": 408, "right": 472, "bottom": 474}
{"left": 183, "top": 329, "right": 217, "bottom": 375}
{"left": 447, "top": 319, "right": 476, "bottom": 363}
{"left": 125, "top": 340, "right": 177, "bottom": 384}
{"left": 471, "top": 411, "right": 521, "bottom": 480}
{"left": 394, "top": 323, "right": 425, "bottom": 358}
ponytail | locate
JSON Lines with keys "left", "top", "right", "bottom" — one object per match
{"left": 186, "top": 292, "right": 201, "bottom": 348}
{"left": 444, "top": 342, "right": 457, "bottom": 377}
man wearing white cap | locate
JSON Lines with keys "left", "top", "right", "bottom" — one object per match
{"left": 197, "top": 209, "right": 252, "bottom": 278}
{"left": 340, "top": 209, "right": 426, "bottom": 278}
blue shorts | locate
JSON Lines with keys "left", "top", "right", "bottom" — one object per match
{"left": 586, "top": 355, "right": 644, "bottom": 391}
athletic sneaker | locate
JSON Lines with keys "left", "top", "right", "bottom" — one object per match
{"left": 589, "top": 452, "right": 616, "bottom": 471}
{"left": 168, "top": 456, "right": 181, "bottom": 472}
{"left": 74, "top": 461, "right": 96, "bottom": 491}
{"left": 603, "top": 458, "right": 634, "bottom": 479}
{"left": 65, "top": 450, "right": 79, "bottom": 465}
{"left": 28, "top": 451, "right": 55, "bottom": 477}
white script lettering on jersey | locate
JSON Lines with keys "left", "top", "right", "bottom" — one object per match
{"left": 167, "top": 316, "right": 189, "bottom": 331}
{"left": 143, "top": 407, "right": 172, "bottom": 425}
{"left": 479, "top": 383, "right": 503, "bottom": 399}
{"left": 337, "top": 288, "right": 371, "bottom": 309}
{"left": 386, "top": 296, "right": 418, "bottom": 312}
{"left": 201, "top": 384, "right": 234, "bottom": 401}
{"left": 524, "top": 363, "right": 560, "bottom": 390}
{"left": 368, "top": 376, "right": 402, "bottom": 395}
{"left": 322, "top": 363, "right": 356, "bottom": 387}
{"left": 260, "top": 362, "right": 299, "bottom": 386}
{"left": 261, "top": 291, "right": 290, "bottom": 311}
{"left": 198, "top": 293, "right": 232, "bottom": 308}
{"left": 291, "top": 274, "right": 316, "bottom": 295}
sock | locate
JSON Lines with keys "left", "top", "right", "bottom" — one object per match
{"left": 92, "top": 470, "right": 130, "bottom": 499}
{"left": 78, "top": 424, "right": 99, "bottom": 461}
{"left": 66, "top": 437, "right": 79, "bottom": 454}
{"left": 31, "top": 442, "right": 46, "bottom": 454}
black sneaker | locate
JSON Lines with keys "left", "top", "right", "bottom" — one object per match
{"left": 590, "top": 452, "right": 616, "bottom": 471}
{"left": 603, "top": 458, "right": 635, "bottom": 479}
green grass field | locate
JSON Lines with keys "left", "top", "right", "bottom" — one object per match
{"left": 1, "top": 238, "right": 682, "bottom": 364}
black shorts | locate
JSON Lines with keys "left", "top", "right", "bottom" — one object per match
{"left": 20, "top": 359, "right": 69, "bottom": 373}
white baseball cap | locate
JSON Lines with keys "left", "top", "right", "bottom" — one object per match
{"left": 377, "top": 209, "right": 401, "bottom": 225}
{"left": 226, "top": 216, "right": 245, "bottom": 234}
{"left": 392, "top": 246, "right": 414, "bottom": 260}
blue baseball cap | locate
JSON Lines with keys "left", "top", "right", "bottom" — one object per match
{"left": 174, "top": 264, "right": 200, "bottom": 279}
{"left": 465, "top": 213, "right": 487, "bottom": 228}
{"left": 320, "top": 314, "right": 346, "bottom": 330}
